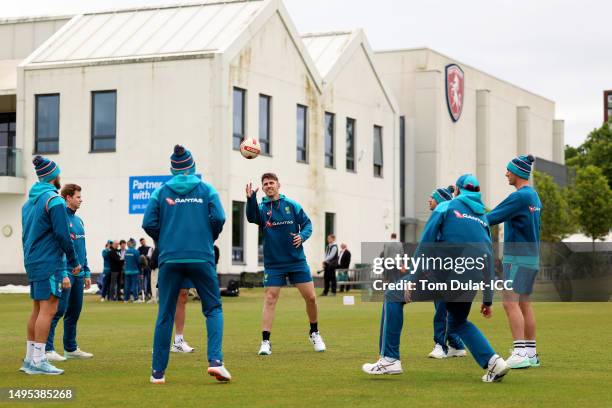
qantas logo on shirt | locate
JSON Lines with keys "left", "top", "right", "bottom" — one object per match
{"left": 529, "top": 205, "right": 541, "bottom": 213}
{"left": 165, "top": 197, "right": 203, "bottom": 206}
{"left": 453, "top": 210, "right": 488, "bottom": 227}
{"left": 70, "top": 233, "right": 85, "bottom": 240}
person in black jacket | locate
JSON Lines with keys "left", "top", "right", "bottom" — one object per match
{"left": 107, "top": 241, "right": 124, "bottom": 301}
{"left": 337, "top": 243, "right": 352, "bottom": 292}
{"left": 321, "top": 234, "right": 339, "bottom": 296}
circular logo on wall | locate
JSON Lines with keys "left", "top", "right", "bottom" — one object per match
{"left": 445, "top": 64, "right": 465, "bottom": 122}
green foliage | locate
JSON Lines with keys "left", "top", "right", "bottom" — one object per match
{"left": 568, "top": 165, "right": 612, "bottom": 242}
{"left": 533, "top": 171, "right": 577, "bottom": 242}
{"left": 565, "top": 122, "right": 612, "bottom": 189}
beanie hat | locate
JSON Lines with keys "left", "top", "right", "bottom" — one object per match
{"left": 455, "top": 174, "right": 480, "bottom": 193}
{"left": 33, "top": 155, "right": 60, "bottom": 183}
{"left": 431, "top": 185, "right": 455, "bottom": 204}
{"left": 507, "top": 154, "right": 535, "bottom": 180}
{"left": 170, "top": 145, "right": 195, "bottom": 175}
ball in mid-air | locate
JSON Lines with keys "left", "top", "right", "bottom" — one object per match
{"left": 240, "top": 138, "right": 261, "bottom": 159}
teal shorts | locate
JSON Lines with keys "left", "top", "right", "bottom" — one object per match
{"left": 30, "top": 270, "right": 64, "bottom": 301}
{"left": 263, "top": 267, "right": 312, "bottom": 287}
{"left": 503, "top": 263, "right": 538, "bottom": 295}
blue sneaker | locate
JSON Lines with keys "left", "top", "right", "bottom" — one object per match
{"left": 150, "top": 370, "right": 165, "bottom": 384}
{"left": 19, "top": 359, "right": 32, "bottom": 374}
{"left": 29, "top": 359, "right": 64, "bottom": 375}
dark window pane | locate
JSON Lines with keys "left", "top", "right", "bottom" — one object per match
{"left": 296, "top": 105, "right": 308, "bottom": 162}
{"left": 325, "top": 112, "right": 334, "bottom": 168}
{"left": 373, "top": 125, "right": 383, "bottom": 177}
{"left": 233, "top": 88, "right": 245, "bottom": 150}
{"left": 346, "top": 118, "right": 355, "bottom": 171}
{"left": 232, "top": 201, "right": 245, "bottom": 263}
{"left": 92, "top": 91, "right": 116, "bottom": 152}
{"left": 324, "top": 212, "right": 335, "bottom": 248}
{"left": 259, "top": 94, "right": 270, "bottom": 155}
{"left": 35, "top": 94, "right": 59, "bottom": 153}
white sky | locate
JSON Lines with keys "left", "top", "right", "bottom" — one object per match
{"left": 2, "top": 0, "right": 610, "bottom": 147}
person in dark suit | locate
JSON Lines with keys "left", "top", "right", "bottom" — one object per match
{"left": 321, "top": 235, "right": 339, "bottom": 296}
{"left": 337, "top": 243, "right": 352, "bottom": 292}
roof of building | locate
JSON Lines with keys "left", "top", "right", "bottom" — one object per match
{"left": 25, "top": 0, "right": 268, "bottom": 66}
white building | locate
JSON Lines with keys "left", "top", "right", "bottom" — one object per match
{"left": 0, "top": 0, "right": 564, "bottom": 281}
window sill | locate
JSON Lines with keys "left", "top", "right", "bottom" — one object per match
{"left": 232, "top": 261, "right": 246, "bottom": 266}
{"left": 89, "top": 149, "right": 116, "bottom": 153}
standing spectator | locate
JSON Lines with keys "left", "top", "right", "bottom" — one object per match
{"left": 321, "top": 234, "right": 339, "bottom": 296}
{"left": 139, "top": 238, "right": 153, "bottom": 298}
{"left": 123, "top": 239, "right": 141, "bottom": 302}
{"left": 148, "top": 246, "right": 159, "bottom": 304}
{"left": 337, "top": 243, "right": 352, "bottom": 292}
{"left": 119, "top": 239, "right": 127, "bottom": 300}
{"left": 108, "top": 241, "right": 123, "bottom": 301}
{"left": 100, "top": 241, "right": 112, "bottom": 302}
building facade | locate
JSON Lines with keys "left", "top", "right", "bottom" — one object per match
{"left": 0, "top": 0, "right": 564, "bottom": 280}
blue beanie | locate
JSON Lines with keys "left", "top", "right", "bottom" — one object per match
{"left": 33, "top": 155, "right": 60, "bottom": 183}
{"left": 170, "top": 145, "right": 195, "bottom": 175}
{"left": 507, "top": 154, "right": 535, "bottom": 180}
{"left": 431, "top": 185, "right": 455, "bottom": 204}
{"left": 455, "top": 174, "right": 480, "bottom": 193}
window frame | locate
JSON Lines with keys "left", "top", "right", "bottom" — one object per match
{"left": 90, "top": 90, "right": 117, "bottom": 153}
{"left": 34, "top": 93, "right": 60, "bottom": 154}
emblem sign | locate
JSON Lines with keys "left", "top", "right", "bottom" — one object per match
{"left": 445, "top": 64, "right": 465, "bottom": 122}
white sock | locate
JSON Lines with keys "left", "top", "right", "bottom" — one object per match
{"left": 174, "top": 334, "right": 183, "bottom": 344}
{"left": 488, "top": 354, "right": 500, "bottom": 367}
{"left": 32, "top": 343, "right": 45, "bottom": 364}
{"left": 26, "top": 341, "right": 34, "bottom": 361}
{"left": 513, "top": 340, "right": 526, "bottom": 357}
{"left": 525, "top": 340, "right": 536, "bottom": 358}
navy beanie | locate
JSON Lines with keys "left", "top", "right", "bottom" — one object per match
{"left": 170, "top": 145, "right": 195, "bottom": 175}
{"left": 507, "top": 154, "right": 535, "bottom": 179}
{"left": 431, "top": 185, "right": 455, "bottom": 204}
{"left": 33, "top": 155, "right": 60, "bottom": 183}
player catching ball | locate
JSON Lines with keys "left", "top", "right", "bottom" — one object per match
{"left": 246, "top": 173, "right": 326, "bottom": 355}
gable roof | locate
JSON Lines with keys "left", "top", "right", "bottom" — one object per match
{"left": 302, "top": 29, "right": 397, "bottom": 112}
{"left": 23, "top": 0, "right": 268, "bottom": 67}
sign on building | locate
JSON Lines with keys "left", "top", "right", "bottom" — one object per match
{"left": 445, "top": 64, "right": 465, "bottom": 122}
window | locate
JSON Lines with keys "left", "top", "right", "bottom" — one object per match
{"left": 325, "top": 212, "right": 335, "bottom": 248}
{"left": 258, "top": 228, "right": 264, "bottom": 265}
{"left": 0, "top": 113, "right": 16, "bottom": 177}
{"left": 324, "top": 112, "right": 335, "bottom": 168}
{"left": 373, "top": 125, "right": 383, "bottom": 177}
{"left": 259, "top": 94, "right": 271, "bottom": 155}
{"left": 91, "top": 91, "right": 116, "bottom": 152}
{"left": 233, "top": 87, "right": 246, "bottom": 150}
{"left": 35, "top": 94, "right": 60, "bottom": 154}
{"left": 346, "top": 117, "right": 356, "bottom": 171}
{"left": 296, "top": 104, "right": 308, "bottom": 162}
{"left": 232, "top": 201, "right": 245, "bottom": 264}
{"left": 399, "top": 116, "right": 405, "bottom": 216}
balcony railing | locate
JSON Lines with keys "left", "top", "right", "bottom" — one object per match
{"left": 0, "top": 147, "right": 23, "bottom": 177}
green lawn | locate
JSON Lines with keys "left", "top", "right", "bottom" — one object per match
{"left": 1, "top": 290, "right": 611, "bottom": 407}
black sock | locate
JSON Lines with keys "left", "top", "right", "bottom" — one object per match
{"left": 309, "top": 322, "right": 318, "bottom": 334}
{"left": 262, "top": 331, "right": 271, "bottom": 341}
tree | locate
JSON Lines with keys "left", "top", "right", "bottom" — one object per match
{"left": 568, "top": 165, "right": 612, "bottom": 246}
{"left": 533, "top": 171, "right": 577, "bottom": 242}
{"left": 566, "top": 122, "right": 612, "bottom": 189}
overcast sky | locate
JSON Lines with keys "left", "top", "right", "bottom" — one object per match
{"left": 3, "top": 0, "right": 610, "bottom": 147}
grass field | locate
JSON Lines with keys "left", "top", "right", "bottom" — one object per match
{"left": 1, "top": 289, "right": 611, "bottom": 407}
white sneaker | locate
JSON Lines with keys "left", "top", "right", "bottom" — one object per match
{"left": 207, "top": 364, "right": 231, "bottom": 382}
{"left": 258, "top": 340, "right": 272, "bottom": 355}
{"left": 309, "top": 331, "right": 326, "bottom": 352}
{"left": 362, "top": 357, "right": 403, "bottom": 375}
{"left": 45, "top": 350, "right": 66, "bottom": 362}
{"left": 482, "top": 355, "right": 510, "bottom": 382}
{"left": 447, "top": 346, "right": 467, "bottom": 358}
{"left": 428, "top": 344, "right": 447, "bottom": 359}
{"left": 171, "top": 340, "right": 194, "bottom": 353}
{"left": 100, "top": 298, "right": 105, "bottom": 302}
{"left": 506, "top": 352, "right": 531, "bottom": 369}
{"left": 64, "top": 348, "right": 93, "bottom": 359}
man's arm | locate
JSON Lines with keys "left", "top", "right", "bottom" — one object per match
{"left": 142, "top": 189, "right": 161, "bottom": 242}
{"left": 48, "top": 198, "right": 78, "bottom": 269}
{"left": 295, "top": 204, "right": 312, "bottom": 242}
{"left": 208, "top": 186, "right": 226, "bottom": 240}
{"left": 246, "top": 194, "right": 262, "bottom": 226}
{"left": 486, "top": 192, "right": 522, "bottom": 226}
